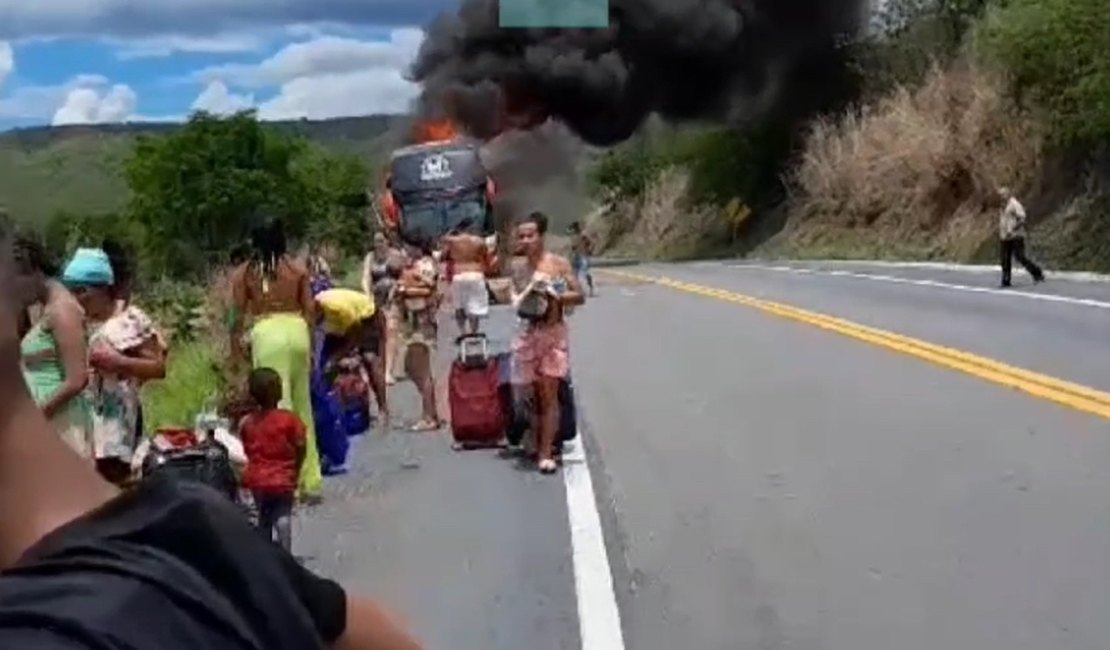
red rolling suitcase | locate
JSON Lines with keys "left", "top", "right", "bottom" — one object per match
{"left": 449, "top": 335, "right": 506, "bottom": 449}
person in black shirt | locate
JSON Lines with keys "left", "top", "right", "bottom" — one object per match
{"left": 0, "top": 228, "right": 423, "bottom": 650}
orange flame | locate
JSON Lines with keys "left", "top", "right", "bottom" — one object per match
{"left": 411, "top": 118, "right": 460, "bottom": 144}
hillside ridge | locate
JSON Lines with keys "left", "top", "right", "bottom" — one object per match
{"left": 0, "top": 114, "right": 408, "bottom": 224}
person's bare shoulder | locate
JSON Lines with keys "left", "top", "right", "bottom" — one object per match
{"left": 285, "top": 257, "right": 310, "bottom": 277}
{"left": 545, "top": 252, "right": 572, "bottom": 274}
{"left": 228, "top": 262, "right": 248, "bottom": 283}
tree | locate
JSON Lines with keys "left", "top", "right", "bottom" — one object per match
{"left": 851, "top": 0, "right": 994, "bottom": 98}
{"left": 124, "top": 110, "right": 313, "bottom": 278}
{"left": 977, "top": 0, "right": 1110, "bottom": 148}
{"left": 292, "top": 144, "right": 372, "bottom": 256}
{"left": 42, "top": 210, "right": 144, "bottom": 259}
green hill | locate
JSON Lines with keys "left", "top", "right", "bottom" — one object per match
{"left": 0, "top": 115, "right": 407, "bottom": 226}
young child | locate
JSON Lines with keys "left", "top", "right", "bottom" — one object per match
{"left": 239, "top": 367, "right": 307, "bottom": 551}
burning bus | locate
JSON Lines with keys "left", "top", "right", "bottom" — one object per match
{"left": 378, "top": 122, "right": 497, "bottom": 246}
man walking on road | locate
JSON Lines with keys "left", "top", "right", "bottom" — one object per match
{"left": 510, "top": 212, "right": 585, "bottom": 474}
{"left": 998, "top": 187, "right": 1045, "bottom": 288}
{"left": 442, "top": 218, "right": 491, "bottom": 337}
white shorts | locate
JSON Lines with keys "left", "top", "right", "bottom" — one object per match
{"left": 451, "top": 271, "right": 489, "bottom": 318}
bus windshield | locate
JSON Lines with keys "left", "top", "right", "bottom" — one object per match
{"left": 399, "top": 198, "right": 486, "bottom": 243}
{"left": 444, "top": 200, "right": 484, "bottom": 233}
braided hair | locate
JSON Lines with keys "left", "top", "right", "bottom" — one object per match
{"left": 249, "top": 215, "right": 287, "bottom": 280}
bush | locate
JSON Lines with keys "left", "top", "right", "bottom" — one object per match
{"left": 674, "top": 125, "right": 792, "bottom": 207}
{"left": 140, "top": 279, "right": 208, "bottom": 343}
{"left": 588, "top": 145, "right": 668, "bottom": 201}
{"left": 976, "top": 0, "right": 1110, "bottom": 148}
{"left": 588, "top": 168, "right": 726, "bottom": 259}
{"left": 786, "top": 64, "right": 1043, "bottom": 259}
{"left": 141, "top": 339, "right": 224, "bottom": 435}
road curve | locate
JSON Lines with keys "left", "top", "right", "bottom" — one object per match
{"left": 298, "top": 260, "right": 1110, "bottom": 650}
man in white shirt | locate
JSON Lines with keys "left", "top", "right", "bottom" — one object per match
{"left": 997, "top": 187, "right": 1045, "bottom": 288}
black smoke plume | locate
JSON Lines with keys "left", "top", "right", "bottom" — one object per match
{"left": 410, "top": 0, "right": 870, "bottom": 146}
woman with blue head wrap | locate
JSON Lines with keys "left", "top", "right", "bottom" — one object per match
{"left": 62, "top": 248, "right": 117, "bottom": 323}
{"left": 81, "top": 241, "right": 168, "bottom": 486}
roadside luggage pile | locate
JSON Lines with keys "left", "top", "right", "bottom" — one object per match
{"left": 447, "top": 333, "right": 576, "bottom": 454}
{"left": 133, "top": 406, "right": 248, "bottom": 510}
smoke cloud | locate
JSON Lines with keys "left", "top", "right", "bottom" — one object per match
{"left": 410, "top": 0, "right": 870, "bottom": 146}
{"left": 479, "top": 120, "right": 590, "bottom": 231}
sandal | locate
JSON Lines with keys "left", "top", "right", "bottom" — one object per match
{"left": 538, "top": 459, "right": 558, "bottom": 474}
{"left": 409, "top": 419, "right": 440, "bottom": 432}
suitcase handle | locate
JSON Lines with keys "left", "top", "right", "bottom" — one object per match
{"left": 457, "top": 336, "right": 490, "bottom": 366}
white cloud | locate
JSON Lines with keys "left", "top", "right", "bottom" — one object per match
{"left": 195, "top": 28, "right": 423, "bottom": 88}
{"left": 0, "top": 41, "right": 12, "bottom": 90}
{"left": 192, "top": 80, "right": 254, "bottom": 114}
{"left": 258, "top": 68, "right": 419, "bottom": 119}
{"left": 188, "top": 27, "right": 423, "bottom": 119}
{"left": 0, "top": 25, "right": 425, "bottom": 127}
{"left": 0, "top": 1, "right": 449, "bottom": 41}
{"left": 112, "top": 33, "right": 266, "bottom": 59}
{"left": 52, "top": 83, "right": 137, "bottom": 125}
{"left": 0, "top": 75, "right": 106, "bottom": 121}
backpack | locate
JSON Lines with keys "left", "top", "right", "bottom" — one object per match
{"left": 142, "top": 436, "right": 239, "bottom": 502}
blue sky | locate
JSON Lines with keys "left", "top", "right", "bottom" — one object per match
{"left": 0, "top": 0, "right": 458, "bottom": 129}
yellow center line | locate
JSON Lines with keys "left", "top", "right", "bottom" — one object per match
{"left": 603, "top": 269, "right": 1110, "bottom": 421}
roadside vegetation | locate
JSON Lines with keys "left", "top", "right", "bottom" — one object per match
{"left": 585, "top": 0, "right": 1110, "bottom": 271}
{"left": 14, "top": 111, "right": 376, "bottom": 432}
{"left": 8, "top": 0, "right": 1107, "bottom": 431}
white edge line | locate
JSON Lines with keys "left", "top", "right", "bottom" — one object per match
{"left": 734, "top": 264, "right": 1110, "bottom": 310}
{"left": 741, "top": 259, "right": 1110, "bottom": 284}
{"left": 562, "top": 435, "right": 626, "bottom": 650}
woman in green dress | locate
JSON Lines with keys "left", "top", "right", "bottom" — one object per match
{"left": 13, "top": 239, "right": 96, "bottom": 458}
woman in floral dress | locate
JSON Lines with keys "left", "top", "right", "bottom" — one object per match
{"left": 76, "top": 242, "right": 168, "bottom": 485}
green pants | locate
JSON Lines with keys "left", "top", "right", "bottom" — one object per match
{"left": 250, "top": 313, "right": 323, "bottom": 498}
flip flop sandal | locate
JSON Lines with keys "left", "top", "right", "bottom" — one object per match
{"left": 538, "top": 459, "right": 558, "bottom": 474}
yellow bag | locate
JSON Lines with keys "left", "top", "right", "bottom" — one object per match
{"left": 316, "top": 288, "right": 375, "bottom": 335}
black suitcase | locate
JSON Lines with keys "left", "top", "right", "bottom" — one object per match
{"left": 503, "top": 375, "right": 577, "bottom": 448}
{"left": 142, "top": 438, "right": 239, "bottom": 502}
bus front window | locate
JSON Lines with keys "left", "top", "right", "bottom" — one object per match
{"left": 444, "top": 200, "right": 485, "bottom": 233}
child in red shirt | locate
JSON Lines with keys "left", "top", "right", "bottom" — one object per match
{"left": 239, "top": 367, "right": 306, "bottom": 551}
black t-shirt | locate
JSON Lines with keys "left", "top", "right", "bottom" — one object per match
{"left": 0, "top": 475, "right": 346, "bottom": 648}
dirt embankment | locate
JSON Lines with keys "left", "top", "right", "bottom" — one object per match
{"left": 589, "top": 65, "right": 1110, "bottom": 271}
{"left": 586, "top": 169, "right": 728, "bottom": 261}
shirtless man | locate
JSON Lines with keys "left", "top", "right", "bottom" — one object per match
{"left": 442, "top": 218, "right": 491, "bottom": 337}
{"left": 510, "top": 211, "right": 585, "bottom": 474}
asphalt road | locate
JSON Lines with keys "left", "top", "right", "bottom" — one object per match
{"left": 298, "top": 260, "right": 1110, "bottom": 650}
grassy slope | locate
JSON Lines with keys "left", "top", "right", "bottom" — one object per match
{"left": 0, "top": 115, "right": 406, "bottom": 226}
